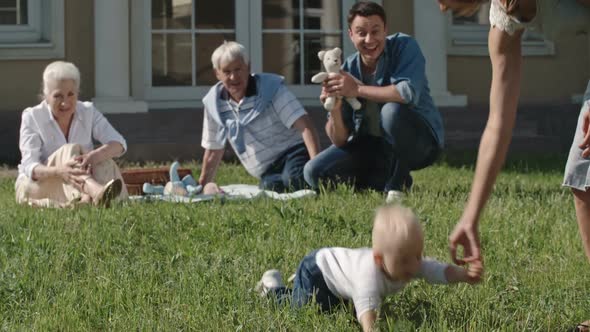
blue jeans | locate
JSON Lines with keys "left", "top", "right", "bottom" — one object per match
{"left": 260, "top": 143, "right": 309, "bottom": 193}
{"left": 304, "top": 102, "right": 440, "bottom": 192}
{"left": 269, "top": 250, "right": 343, "bottom": 311}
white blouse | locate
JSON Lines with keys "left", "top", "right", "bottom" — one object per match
{"left": 18, "top": 101, "right": 127, "bottom": 179}
{"left": 489, "top": 0, "right": 536, "bottom": 35}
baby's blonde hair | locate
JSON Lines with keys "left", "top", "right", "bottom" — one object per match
{"left": 372, "top": 205, "right": 424, "bottom": 256}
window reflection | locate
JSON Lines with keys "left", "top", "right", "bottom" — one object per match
{"left": 263, "top": 0, "right": 298, "bottom": 29}
{"left": 152, "top": 0, "right": 192, "bottom": 30}
{"left": 0, "top": 0, "right": 28, "bottom": 25}
{"left": 151, "top": 0, "right": 236, "bottom": 86}
{"left": 302, "top": 0, "right": 340, "bottom": 30}
{"left": 264, "top": 33, "right": 300, "bottom": 83}
{"left": 263, "top": 0, "right": 342, "bottom": 85}
{"left": 150, "top": 0, "right": 346, "bottom": 87}
{"left": 303, "top": 34, "right": 340, "bottom": 83}
{"left": 152, "top": 33, "right": 192, "bottom": 86}
{"left": 194, "top": 0, "right": 235, "bottom": 29}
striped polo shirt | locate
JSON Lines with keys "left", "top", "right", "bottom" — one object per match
{"left": 201, "top": 75, "right": 306, "bottom": 178}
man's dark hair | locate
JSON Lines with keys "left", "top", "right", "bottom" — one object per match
{"left": 347, "top": 1, "right": 386, "bottom": 27}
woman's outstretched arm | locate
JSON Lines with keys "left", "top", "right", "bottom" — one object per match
{"left": 449, "top": 26, "right": 524, "bottom": 265}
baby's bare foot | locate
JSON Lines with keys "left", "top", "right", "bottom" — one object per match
{"left": 203, "top": 182, "right": 222, "bottom": 195}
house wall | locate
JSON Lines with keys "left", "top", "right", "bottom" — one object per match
{"left": 383, "top": 2, "right": 589, "bottom": 105}
{"left": 0, "top": 0, "right": 94, "bottom": 113}
{"left": 1, "top": 1, "right": 586, "bottom": 112}
{"left": 384, "top": 1, "right": 414, "bottom": 35}
{"left": 0, "top": 1, "right": 587, "bottom": 166}
{"left": 448, "top": 33, "right": 589, "bottom": 104}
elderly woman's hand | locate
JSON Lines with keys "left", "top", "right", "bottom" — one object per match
{"left": 74, "top": 150, "right": 103, "bottom": 175}
{"left": 56, "top": 159, "right": 88, "bottom": 189}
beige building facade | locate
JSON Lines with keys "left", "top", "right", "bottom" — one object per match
{"left": 0, "top": 0, "right": 588, "bottom": 162}
{"left": 1, "top": 0, "right": 587, "bottom": 112}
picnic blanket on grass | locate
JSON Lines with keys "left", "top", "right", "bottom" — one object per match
{"left": 129, "top": 184, "right": 316, "bottom": 203}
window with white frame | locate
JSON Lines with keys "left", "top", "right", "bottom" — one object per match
{"left": 0, "top": 0, "right": 40, "bottom": 43}
{"left": 261, "top": 0, "right": 344, "bottom": 85}
{"left": 142, "top": 0, "right": 357, "bottom": 105}
{"left": 0, "top": 0, "right": 64, "bottom": 60}
{"left": 0, "top": 0, "right": 28, "bottom": 25}
{"left": 448, "top": 2, "right": 554, "bottom": 56}
{"left": 151, "top": 0, "right": 236, "bottom": 87}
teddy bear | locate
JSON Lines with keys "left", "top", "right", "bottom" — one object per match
{"left": 311, "top": 47, "right": 362, "bottom": 112}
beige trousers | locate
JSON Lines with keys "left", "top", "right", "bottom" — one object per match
{"left": 15, "top": 143, "right": 128, "bottom": 208}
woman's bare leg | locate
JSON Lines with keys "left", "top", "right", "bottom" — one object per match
{"left": 572, "top": 188, "right": 590, "bottom": 262}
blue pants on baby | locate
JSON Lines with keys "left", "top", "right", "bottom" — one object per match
{"left": 269, "top": 250, "right": 343, "bottom": 311}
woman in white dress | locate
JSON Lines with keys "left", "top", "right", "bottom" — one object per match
{"left": 16, "top": 61, "right": 128, "bottom": 208}
{"left": 437, "top": 1, "right": 590, "bottom": 329}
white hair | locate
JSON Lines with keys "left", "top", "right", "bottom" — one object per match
{"left": 210, "top": 41, "right": 249, "bottom": 70}
{"left": 42, "top": 61, "right": 81, "bottom": 96}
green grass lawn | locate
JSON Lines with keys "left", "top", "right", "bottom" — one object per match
{"left": 0, "top": 157, "right": 588, "bottom": 331}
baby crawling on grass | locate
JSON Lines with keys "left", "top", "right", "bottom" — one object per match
{"left": 256, "top": 205, "right": 482, "bottom": 331}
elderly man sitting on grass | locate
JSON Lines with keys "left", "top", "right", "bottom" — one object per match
{"left": 199, "top": 41, "right": 320, "bottom": 193}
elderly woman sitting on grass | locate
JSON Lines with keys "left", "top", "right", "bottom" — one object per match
{"left": 15, "top": 61, "right": 127, "bottom": 208}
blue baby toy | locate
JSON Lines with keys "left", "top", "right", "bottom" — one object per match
{"left": 142, "top": 161, "right": 202, "bottom": 196}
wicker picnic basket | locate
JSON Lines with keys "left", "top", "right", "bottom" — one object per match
{"left": 121, "top": 167, "right": 193, "bottom": 195}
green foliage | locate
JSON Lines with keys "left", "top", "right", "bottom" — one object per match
{"left": 0, "top": 160, "right": 588, "bottom": 331}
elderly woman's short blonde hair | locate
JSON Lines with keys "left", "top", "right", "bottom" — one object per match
{"left": 210, "top": 41, "right": 250, "bottom": 70}
{"left": 372, "top": 205, "right": 424, "bottom": 255}
{"left": 42, "top": 61, "right": 80, "bottom": 96}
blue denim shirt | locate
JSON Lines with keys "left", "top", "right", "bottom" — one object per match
{"left": 341, "top": 33, "right": 444, "bottom": 148}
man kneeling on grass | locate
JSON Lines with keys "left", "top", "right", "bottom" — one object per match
{"left": 256, "top": 205, "right": 482, "bottom": 331}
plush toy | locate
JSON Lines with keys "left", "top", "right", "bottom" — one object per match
{"left": 142, "top": 161, "right": 202, "bottom": 196}
{"left": 311, "top": 47, "right": 362, "bottom": 112}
